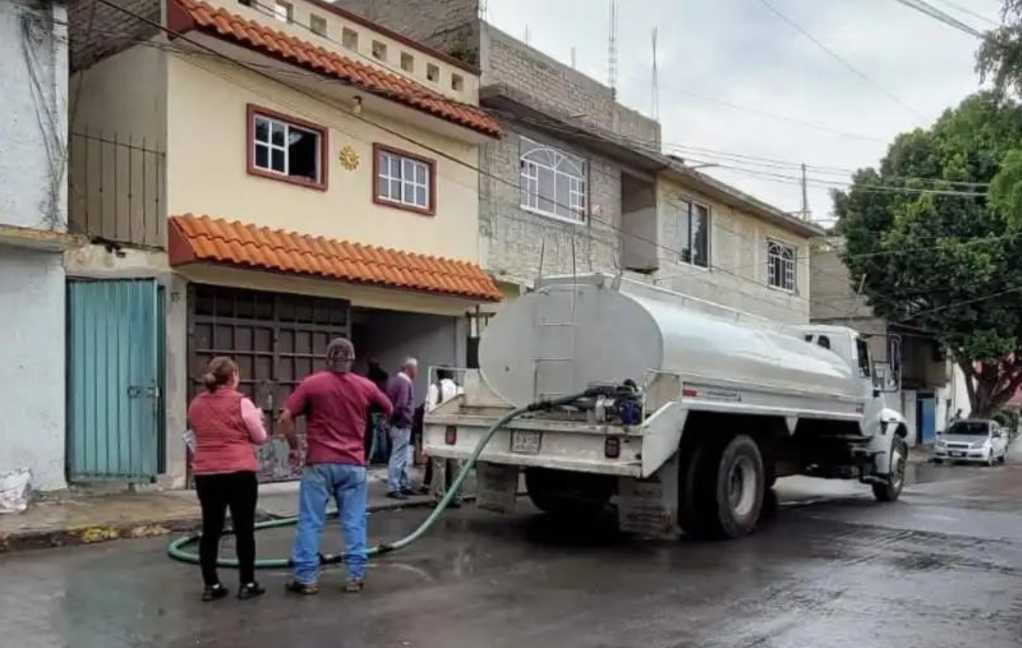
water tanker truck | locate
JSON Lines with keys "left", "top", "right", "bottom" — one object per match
{"left": 424, "top": 274, "right": 908, "bottom": 539}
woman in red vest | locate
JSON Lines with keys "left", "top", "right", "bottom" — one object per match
{"left": 188, "top": 357, "right": 269, "bottom": 601}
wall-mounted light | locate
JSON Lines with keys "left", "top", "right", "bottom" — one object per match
{"left": 352, "top": 95, "right": 363, "bottom": 115}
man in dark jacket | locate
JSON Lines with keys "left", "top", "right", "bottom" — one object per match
{"left": 384, "top": 357, "right": 417, "bottom": 499}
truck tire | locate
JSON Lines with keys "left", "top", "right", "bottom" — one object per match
{"left": 872, "top": 436, "right": 907, "bottom": 502}
{"left": 525, "top": 468, "right": 613, "bottom": 519}
{"left": 683, "top": 434, "right": 765, "bottom": 540}
{"left": 678, "top": 439, "right": 714, "bottom": 539}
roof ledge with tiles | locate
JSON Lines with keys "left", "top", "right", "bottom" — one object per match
{"left": 168, "top": 214, "right": 503, "bottom": 302}
{"left": 166, "top": 0, "right": 501, "bottom": 139}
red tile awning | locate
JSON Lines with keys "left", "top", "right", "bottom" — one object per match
{"left": 166, "top": 0, "right": 502, "bottom": 138}
{"left": 168, "top": 214, "right": 502, "bottom": 302}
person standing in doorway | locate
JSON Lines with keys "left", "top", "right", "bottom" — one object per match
{"left": 426, "top": 370, "right": 465, "bottom": 507}
{"left": 385, "top": 358, "right": 418, "bottom": 500}
{"left": 187, "top": 357, "right": 269, "bottom": 602}
{"left": 366, "top": 360, "right": 390, "bottom": 464}
{"left": 278, "top": 338, "right": 393, "bottom": 594}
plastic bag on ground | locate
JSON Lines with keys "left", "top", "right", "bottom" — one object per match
{"left": 0, "top": 468, "right": 32, "bottom": 514}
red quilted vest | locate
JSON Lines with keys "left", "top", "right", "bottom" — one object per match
{"left": 188, "top": 388, "right": 259, "bottom": 475}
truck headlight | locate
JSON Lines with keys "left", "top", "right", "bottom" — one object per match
{"left": 971, "top": 441, "right": 987, "bottom": 449}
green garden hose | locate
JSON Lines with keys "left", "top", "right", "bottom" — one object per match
{"left": 167, "top": 392, "right": 590, "bottom": 569}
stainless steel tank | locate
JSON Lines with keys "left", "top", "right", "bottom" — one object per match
{"left": 479, "top": 275, "right": 859, "bottom": 408}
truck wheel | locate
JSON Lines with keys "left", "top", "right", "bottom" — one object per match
{"left": 525, "top": 468, "right": 613, "bottom": 519}
{"left": 872, "top": 437, "right": 907, "bottom": 502}
{"left": 678, "top": 440, "right": 714, "bottom": 539}
{"left": 685, "top": 434, "right": 765, "bottom": 540}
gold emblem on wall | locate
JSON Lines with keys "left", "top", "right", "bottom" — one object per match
{"left": 339, "top": 145, "right": 360, "bottom": 171}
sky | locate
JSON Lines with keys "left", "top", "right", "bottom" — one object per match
{"left": 485, "top": 0, "right": 1005, "bottom": 226}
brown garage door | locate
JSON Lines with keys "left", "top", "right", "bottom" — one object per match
{"left": 188, "top": 284, "right": 351, "bottom": 482}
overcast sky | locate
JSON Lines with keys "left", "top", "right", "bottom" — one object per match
{"left": 486, "top": 0, "right": 1004, "bottom": 226}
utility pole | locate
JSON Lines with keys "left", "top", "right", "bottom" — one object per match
{"left": 651, "top": 28, "right": 660, "bottom": 121}
{"left": 523, "top": 24, "right": 530, "bottom": 45}
{"left": 800, "top": 163, "right": 810, "bottom": 221}
{"left": 478, "top": 0, "right": 487, "bottom": 20}
{"left": 571, "top": 46, "right": 576, "bottom": 69}
{"left": 608, "top": 0, "right": 618, "bottom": 98}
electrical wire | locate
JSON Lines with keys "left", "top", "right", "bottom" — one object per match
{"left": 890, "top": 0, "right": 986, "bottom": 37}
{"left": 930, "top": 0, "right": 1000, "bottom": 27}
{"left": 758, "top": 0, "right": 927, "bottom": 121}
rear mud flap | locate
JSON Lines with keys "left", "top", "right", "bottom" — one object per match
{"left": 476, "top": 462, "right": 519, "bottom": 514}
{"left": 617, "top": 453, "right": 681, "bottom": 539}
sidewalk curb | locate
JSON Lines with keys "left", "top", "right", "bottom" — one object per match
{"left": 0, "top": 497, "right": 438, "bottom": 556}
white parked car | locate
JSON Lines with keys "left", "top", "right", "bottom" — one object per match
{"left": 933, "top": 420, "right": 1008, "bottom": 466}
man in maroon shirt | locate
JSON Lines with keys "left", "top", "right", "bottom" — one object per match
{"left": 278, "top": 338, "right": 393, "bottom": 594}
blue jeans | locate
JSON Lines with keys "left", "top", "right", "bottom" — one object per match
{"left": 388, "top": 426, "right": 412, "bottom": 492}
{"left": 291, "top": 464, "right": 368, "bottom": 584}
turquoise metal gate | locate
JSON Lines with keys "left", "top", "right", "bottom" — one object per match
{"left": 67, "top": 279, "right": 162, "bottom": 481}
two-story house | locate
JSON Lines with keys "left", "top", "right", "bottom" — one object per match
{"left": 0, "top": 0, "right": 77, "bottom": 491}
{"left": 332, "top": 0, "right": 822, "bottom": 325}
{"left": 65, "top": 0, "right": 502, "bottom": 487}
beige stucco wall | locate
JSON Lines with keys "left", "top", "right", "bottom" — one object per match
{"left": 203, "top": 0, "right": 479, "bottom": 104}
{"left": 165, "top": 53, "right": 482, "bottom": 263}
{"left": 652, "top": 175, "right": 813, "bottom": 323}
{"left": 70, "top": 44, "right": 167, "bottom": 145}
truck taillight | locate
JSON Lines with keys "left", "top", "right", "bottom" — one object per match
{"left": 605, "top": 436, "right": 621, "bottom": 458}
{"left": 445, "top": 426, "right": 457, "bottom": 445}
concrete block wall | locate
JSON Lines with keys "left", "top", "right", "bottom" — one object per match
{"left": 328, "top": 0, "right": 481, "bottom": 65}
{"left": 481, "top": 24, "right": 659, "bottom": 146}
{"left": 69, "top": 0, "right": 160, "bottom": 72}
{"left": 480, "top": 124, "right": 622, "bottom": 284}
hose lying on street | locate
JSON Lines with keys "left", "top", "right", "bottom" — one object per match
{"left": 167, "top": 390, "right": 594, "bottom": 569}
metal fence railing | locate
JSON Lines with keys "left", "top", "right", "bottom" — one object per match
{"left": 68, "top": 130, "right": 167, "bottom": 248}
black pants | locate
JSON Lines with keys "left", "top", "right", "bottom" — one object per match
{"left": 194, "top": 471, "right": 258, "bottom": 586}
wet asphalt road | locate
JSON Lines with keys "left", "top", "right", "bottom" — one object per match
{"left": 3, "top": 449, "right": 1022, "bottom": 648}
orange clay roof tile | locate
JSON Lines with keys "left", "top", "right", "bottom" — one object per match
{"left": 169, "top": 214, "right": 502, "bottom": 302}
{"left": 169, "top": 0, "right": 501, "bottom": 139}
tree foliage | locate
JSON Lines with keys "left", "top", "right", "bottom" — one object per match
{"left": 978, "top": 1, "right": 1022, "bottom": 96}
{"left": 835, "top": 93, "right": 1022, "bottom": 417}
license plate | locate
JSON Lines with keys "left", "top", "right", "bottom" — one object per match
{"left": 951, "top": 451, "right": 964, "bottom": 457}
{"left": 511, "top": 430, "right": 541, "bottom": 454}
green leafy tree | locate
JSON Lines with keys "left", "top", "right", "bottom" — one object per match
{"left": 978, "top": 1, "right": 1022, "bottom": 96}
{"left": 835, "top": 93, "right": 1022, "bottom": 417}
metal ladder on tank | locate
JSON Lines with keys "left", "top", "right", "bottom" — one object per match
{"left": 532, "top": 286, "right": 579, "bottom": 401}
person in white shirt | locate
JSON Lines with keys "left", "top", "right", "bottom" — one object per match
{"left": 426, "top": 370, "right": 465, "bottom": 507}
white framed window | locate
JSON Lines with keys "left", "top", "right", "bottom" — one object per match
{"left": 249, "top": 105, "right": 326, "bottom": 189}
{"left": 519, "top": 137, "right": 587, "bottom": 222}
{"left": 273, "top": 0, "right": 292, "bottom": 22}
{"left": 374, "top": 144, "right": 434, "bottom": 214}
{"left": 767, "top": 239, "right": 797, "bottom": 291}
{"left": 310, "top": 14, "right": 327, "bottom": 36}
{"left": 677, "top": 199, "right": 709, "bottom": 268}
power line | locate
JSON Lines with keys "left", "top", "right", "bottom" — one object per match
{"left": 930, "top": 0, "right": 1000, "bottom": 27}
{"left": 502, "top": 109, "right": 991, "bottom": 198}
{"left": 666, "top": 143, "right": 992, "bottom": 188}
{"left": 758, "top": 0, "right": 927, "bottom": 121}
{"left": 895, "top": 285, "right": 1022, "bottom": 322}
{"left": 890, "top": 0, "right": 986, "bottom": 37}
